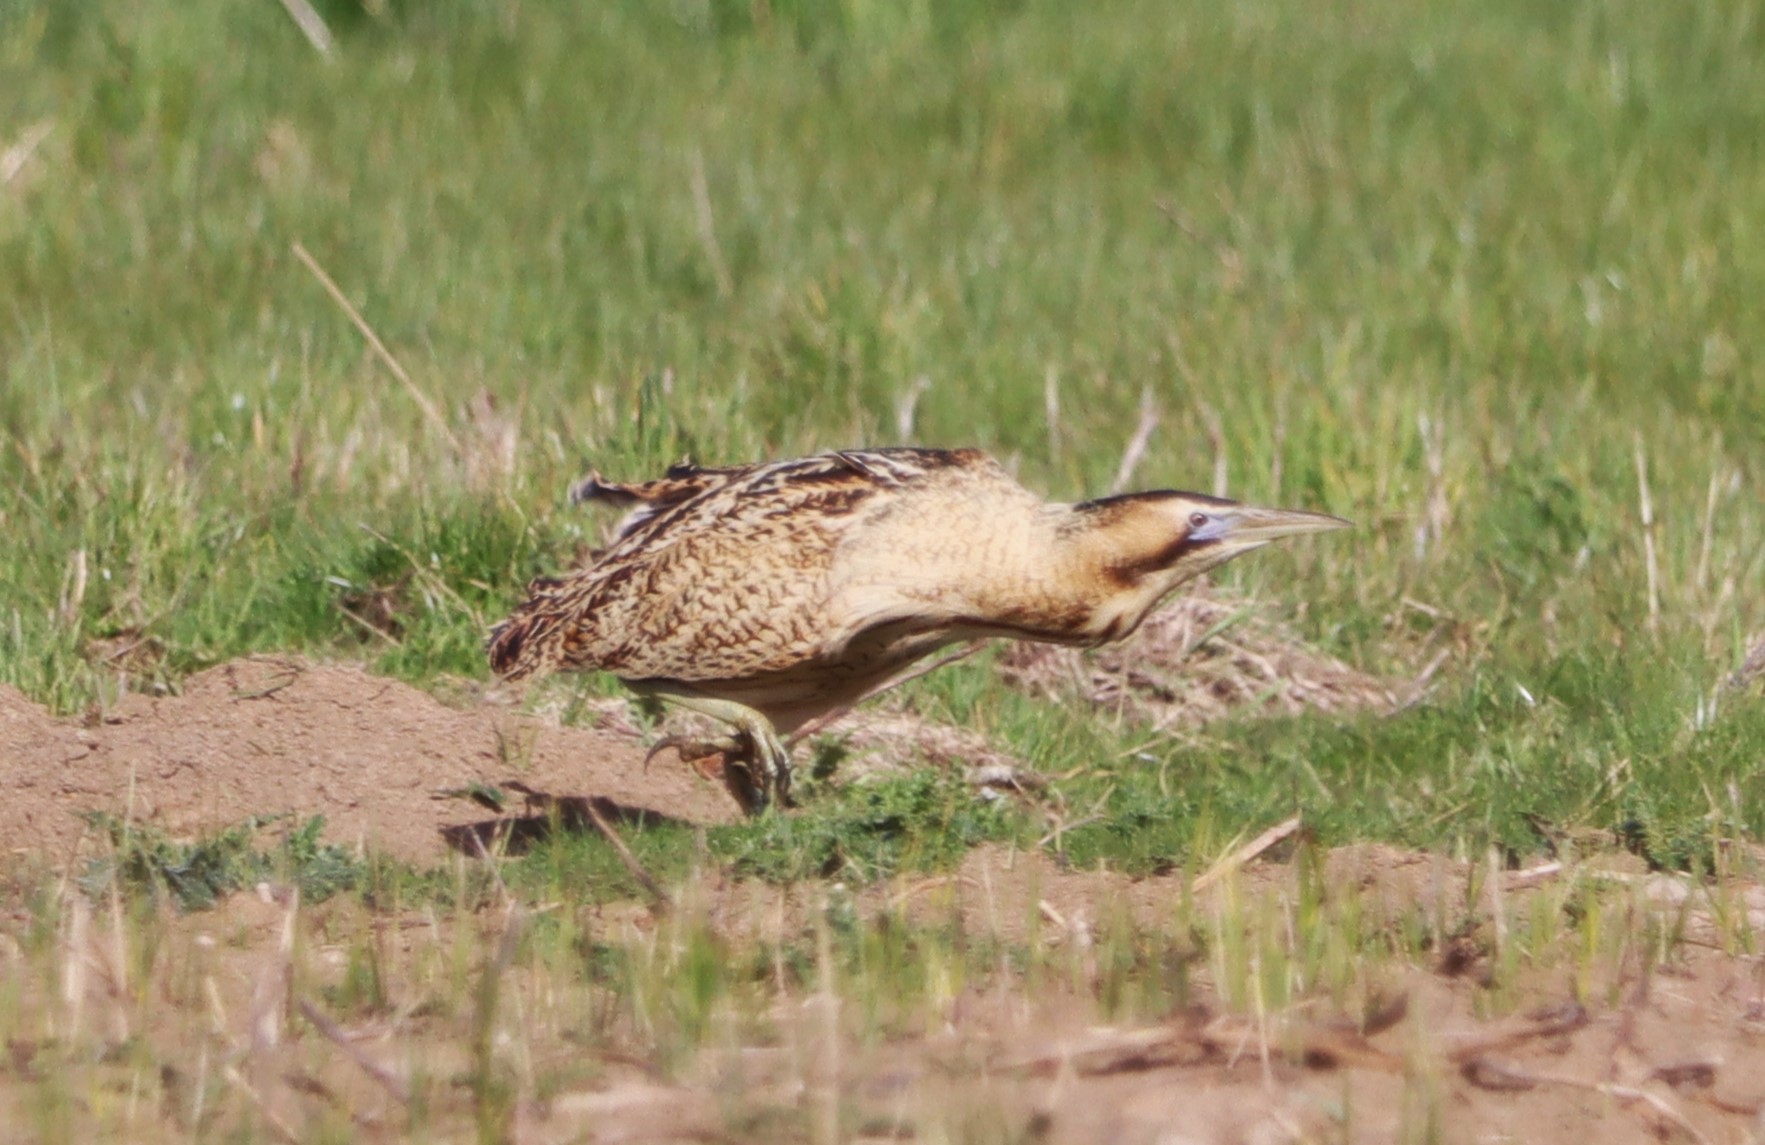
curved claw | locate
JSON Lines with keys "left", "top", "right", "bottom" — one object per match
{"left": 643, "top": 733, "right": 738, "bottom": 771}
{"left": 641, "top": 731, "right": 780, "bottom": 815}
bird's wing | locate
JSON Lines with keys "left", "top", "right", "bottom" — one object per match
{"left": 491, "top": 448, "right": 1000, "bottom": 682}
{"left": 584, "top": 448, "right": 994, "bottom": 562}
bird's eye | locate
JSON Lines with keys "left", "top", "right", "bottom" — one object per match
{"left": 1189, "top": 512, "right": 1209, "bottom": 529}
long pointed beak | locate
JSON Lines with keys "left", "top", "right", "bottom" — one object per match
{"left": 1218, "top": 504, "right": 1354, "bottom": 545}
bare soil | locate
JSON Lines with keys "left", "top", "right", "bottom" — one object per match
{"left": 0, "top": 656, "right": 737, "bottom": 867}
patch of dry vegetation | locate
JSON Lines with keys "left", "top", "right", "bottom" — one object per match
{"left": 6, "top": 844, "right": 1765, "bottom": 1143}
{"left": 809, "top": 705, "right": 1030, "bottom": 787}
{"left": 997, "top": 588, "right": 1413, "bottom": 734}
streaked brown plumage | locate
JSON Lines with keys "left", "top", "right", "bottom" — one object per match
{"left": 489, "top": 447, "right": 1348, "bottom": 812}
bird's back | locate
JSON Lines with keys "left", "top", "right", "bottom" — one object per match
{"left": 488, "top": 447, "right": 1033, "bottom": 686}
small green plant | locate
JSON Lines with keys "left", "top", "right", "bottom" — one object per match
{"left": 717, "top": 770, "right": 1012, "bottom": 883}
{"left": 80, "top": 812, "right": 363, "bottom": 910}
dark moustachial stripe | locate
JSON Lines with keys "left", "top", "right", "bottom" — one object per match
{"left": 1108, "top": 536, "right": 1219, "bottom": 586}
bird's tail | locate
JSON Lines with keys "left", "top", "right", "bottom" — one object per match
{"left": 486, "top": 576, "right": 570, "bottom": 681}
{"left": 568, "top": 461, "right": 749, "bottom": 508}
{"left": 569, "top": 461, "right": 755, "bottom": 543}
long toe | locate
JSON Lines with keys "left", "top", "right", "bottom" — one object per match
{"left": 749, "top": 726, "right": 795, "bottom": 811}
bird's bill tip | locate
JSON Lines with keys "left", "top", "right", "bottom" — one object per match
{"left": 1227, "top": 505, "right": 1354, "bottom": 541}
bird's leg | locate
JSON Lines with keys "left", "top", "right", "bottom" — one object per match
{"left": 628, "top": 685, "right": 793, "bottom": 814}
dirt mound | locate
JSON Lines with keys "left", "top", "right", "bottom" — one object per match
{"left": 0, "top": 657, "right": 738, "bottom": 865}
{"left": 999, "top": 588, "right": 1401, "bottom": 731}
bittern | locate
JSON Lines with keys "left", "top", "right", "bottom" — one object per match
{"left": 489, "top": 447, "right": 1348, "bottom": 813}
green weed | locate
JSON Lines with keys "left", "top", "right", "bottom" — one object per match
{"left": 80, "top": 812, "right": 361, "bottom": 910}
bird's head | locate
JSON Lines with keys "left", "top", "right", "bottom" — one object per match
{"left": 1066, "top": 490, "right": 1351, "bottom": 638}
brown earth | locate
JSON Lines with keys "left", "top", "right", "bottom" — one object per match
{"left": 0, "top": 656, "right": 739, "bottom": 867}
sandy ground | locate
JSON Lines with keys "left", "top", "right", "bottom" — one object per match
{"left": 0, "top": 657, "right": 738, "bottom": 867}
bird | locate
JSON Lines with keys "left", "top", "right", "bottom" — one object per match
{"left": 488, "top": 447, "right": 1349, "bottom": 813}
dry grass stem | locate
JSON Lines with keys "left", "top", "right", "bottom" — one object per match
{"left": 222, "top": 1064, "right": 304, "bottom": 1144}
{"left": 290, "top": 241, "right": 463, "bottom": 452}
{"left": 58, "top": 548, "right": 87, "bottom": 626}
{"left": 581, "top": 798, "right": 673, "bottom": 915}
{"left": 60, "top": 891, "right": 90, "bottom": 1042}
{"left": 1695, "top": 465, "right": 1721, "bottom": 593}
{"left": 1634, "top": 432, "right": 1660, "bottom": 631}
{"left": 1192, "top": 815, "right": 1301, "bottom": 893}
{"left": 297, "top": 998, "right": 413, "bottom": 1105}
{"left": 1, "top": 119, "right": 53, "bottom": 183}
{"left": 1416, "top": 411, "right": 1451, "bottom": 559}
{"left": 274, "top": 0, "right": 335, "bottom": 56}
{"left": 248, "top": 887, "right": 299, "bottom": 1073}
{"left": 894, "top": 375, "right": 930, "bottom": 439}
{"left": 688, "top": 148, "right": 734, "bottom": 297}
{"left": 1109, "top": 387, "right": 1160, "bottom": 494}
{"left": 104, "top": 877, "right": 131, "bottom": 1044}
{"left": 1043, "top": 365, "right": 1063, "bottom": 458}
{"left": 1462, "top": 1058, "right": 1715, "bottom": 1145}
{"left": 1197, "top": 400, "right": 1228, "bottom": 497}
{"left": 466, "top": 820, "right": 516, "bottom": 912}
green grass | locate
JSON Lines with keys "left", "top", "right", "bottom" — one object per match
{"left": 3, "top": 0, "right": 1764, "bottom": 881}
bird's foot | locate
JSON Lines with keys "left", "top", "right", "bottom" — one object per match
{"left": 722, "top": 722, "right": 793, "bottom": 814}
{"left": 645, "top": 734, "right": 760, "bottom": 811}
{"left": 624, "top": 685, "right": 795, "bottom": 817}
{"left": 643, "top": 728, "right": 792, "bottom": 816}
